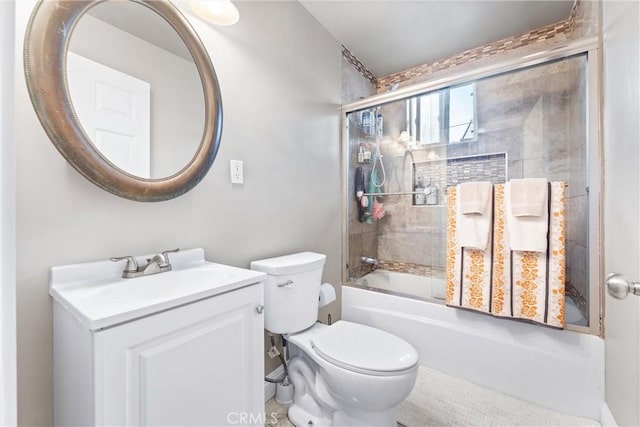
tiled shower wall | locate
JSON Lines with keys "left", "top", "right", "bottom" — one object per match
{"left": 344, "top": 55, "right": 377, "bottom": 278}
{"left": 348, "top": 55, "right": 589, "bottom": 315}
{"left": 347, "top": 113, "right": 379, "bottom": 278}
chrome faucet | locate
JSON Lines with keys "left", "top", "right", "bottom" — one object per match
{"left": 111, "top": 248, "right": 180, "bottom": 279}
{"left": 361, "top": 256, "right": 378, "bottom": 266}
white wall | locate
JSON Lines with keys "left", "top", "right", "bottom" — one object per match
{"left": 14, "top": 1, "right": 342, "bottom": 424}
{"left": 0, "top": 1, "right": 16, "bottom": 425}
{"left": 602, "top": 1, "right": 640, "bottom": 426}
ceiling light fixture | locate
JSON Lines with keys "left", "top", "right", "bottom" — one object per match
{"left": 189, "top": 0, "right": 240, "bottom": 26}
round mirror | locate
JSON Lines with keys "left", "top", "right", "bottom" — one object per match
{"left": 68, "top": 1, "right": 206, "bottom": 179}
{"left": 24, "top": 0, "right": 222, "bottom": 201}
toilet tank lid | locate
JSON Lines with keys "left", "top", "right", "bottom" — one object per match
{"left": 250, "top": 252, "right": 326, "bottom": 275}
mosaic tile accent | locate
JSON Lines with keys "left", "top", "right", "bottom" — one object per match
{"left": 342, "top": 45, "right": 377, "bottom": 85}
{"left": 445, "top": 153, "right": 507, "bottom": 186}
{"left": 376, "top": 0, "right": 589, "bottom": 91}
{"left": 377, "top": 260, "right": 446, "bottom": 279}
{"left": 349, "top": 262, "right": 377, "bottom": 278}
{"left": 413, "top": 153, "right": 507, "bottom": 205}
{"left": 567, "top": 0, "right": 580, "bottom": 28}
{"left": 567, "top": 0, "right": 597, "bottom": 39}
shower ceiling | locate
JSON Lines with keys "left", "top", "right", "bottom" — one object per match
{"left": 300, "top": 1, "right": 574, "bottom": 77}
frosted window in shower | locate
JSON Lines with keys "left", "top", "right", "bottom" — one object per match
{"left": 418, "top": 91, "right": 441, "bottom": 144}
{"left": 410, "top": 83, "right": 476, "bottom": 145}
{"left": 448, "top": 84, "right": 475, "bottom": 142}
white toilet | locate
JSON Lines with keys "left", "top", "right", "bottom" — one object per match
{"left": 251, "top": 252, "right": 418, "bottom": 427}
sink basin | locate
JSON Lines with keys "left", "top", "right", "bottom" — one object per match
{"left": 50, "top": 248, "right": 266, "bottom": 330}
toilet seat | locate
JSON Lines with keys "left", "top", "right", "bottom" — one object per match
{"left": 311, "top": 321, "right": 418, "bottom": 376}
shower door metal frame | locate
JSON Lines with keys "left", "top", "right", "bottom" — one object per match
{"left": 341, "top": 36, "right": 602, "bottom": 336}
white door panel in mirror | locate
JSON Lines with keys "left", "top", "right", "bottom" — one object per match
{"left": 67, "top": 52, "right": 151, "bottom": 178}
{"left": 67, "top": 1, "right": 205, "bottom": 179}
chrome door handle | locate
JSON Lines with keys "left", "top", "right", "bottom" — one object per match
{"left": 277, "top": 280, "right": 294, "bottom": 288}
{"left": 606, "top": 273, "right": 640, "bottom": 300}
{"left": 256, "top": 305, "right": 264, "bottom": 314}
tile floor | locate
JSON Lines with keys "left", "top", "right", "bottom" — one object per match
{"left": 265, "top": 398, "right": 293, "bottom": 427}
{"left": 264, "top": 398, "right": 403, "bottom": 427}
{"left": 264, "top": 366, "right": 600, "bottom": 427}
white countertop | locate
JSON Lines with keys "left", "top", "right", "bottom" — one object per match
{"left": 50, "top": 248, "right": 266, "bottom": 331}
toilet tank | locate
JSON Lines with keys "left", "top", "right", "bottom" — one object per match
{"left": 250, "top": 252, "right": 326, "bottom": 334}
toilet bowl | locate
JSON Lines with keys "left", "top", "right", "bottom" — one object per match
{"left": 286, "top": 321, "right": 418, "bottom": 426}
{"left": 251, "top": 252, "right": 419, "bottom": 427}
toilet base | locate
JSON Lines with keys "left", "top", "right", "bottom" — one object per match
{"left": 332, "top": 407, "right": 398, "bottom": 427}
{"left": 287, "top": 357, "right": 334, "bottom": 426}
{"left": 289, "top": 403, "right": 397, "bottom": 427}
{"left": 288, "top": 402, "right": 332, "bottom": 427}
{"left": 286, "top": 356, "right": 400, "bottom": 427}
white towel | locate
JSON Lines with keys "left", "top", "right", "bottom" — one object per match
{"left": 455, "top": 183, "right": 492, "bottom": 250}
{"left": 510, "top": 178, "right": 547, "bottom": 217}
{"left": 505, "top": 181, "right": 548, "bottom": 252}
{"left": 446, "top": 186, "right": 493, "bottom": 313}
{"left": 459, "top": 182, "right": 493, "bottom": 215}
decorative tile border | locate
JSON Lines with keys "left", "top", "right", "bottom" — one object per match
{"left": 342, "top": 45, "right": 377, "bottom": 85}
{"left": 376, "top": 0, "right": 588, "bottom": 91}
{"left": 377, "top": 260, "right": 445, "bottom": 279}
{"left": 567, "top": 0, "right": 580, "bottom": 28}
{"left": 350, "top": 263, "right": 376, "bottom": 278}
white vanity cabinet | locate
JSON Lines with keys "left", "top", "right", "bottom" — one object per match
{"left": 51, "top": 249, "right": 266, "bottom": 427}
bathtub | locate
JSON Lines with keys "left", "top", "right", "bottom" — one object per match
{"left": 353, "top": 269, "right": 588, "bottom": 325}
{"left": 342, "top": 271, "right": 604, "bottom": 420}
{"left": 354, "top": 269, "right": 447, "bottom": 301}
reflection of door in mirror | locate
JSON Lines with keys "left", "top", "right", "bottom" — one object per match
{"left": 66, "top": 1, "right": 205, "bottom": 179}
{"left": 67, "top": 52, "right": 151, "bottom": 178}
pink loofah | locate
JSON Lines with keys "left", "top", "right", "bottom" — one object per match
{"left": 372, "top": 199, "right": 385, "bottom": 220}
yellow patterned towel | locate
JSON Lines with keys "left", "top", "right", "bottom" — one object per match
{"left": 445, "top": 186, "right": 494, "bottom": 313}
{"left": 445, "top": 182, "right": 566, "bottom": 328}
{"left": 492, "top": 182, "right": 566, "bottom": 328}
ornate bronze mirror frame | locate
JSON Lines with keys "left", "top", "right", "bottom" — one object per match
{"left": 24, "top": 0, "right": 222, "bottom": 201}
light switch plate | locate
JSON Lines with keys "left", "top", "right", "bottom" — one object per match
{"left": 230, "top": 160, "right": 243, "bottom": 184}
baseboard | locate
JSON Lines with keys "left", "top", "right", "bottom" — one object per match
{"left": 264, "top": 365, "right": 285, "bottom": 402}
{"left": 600, "top": 404, "right": 617, "bottom": 427}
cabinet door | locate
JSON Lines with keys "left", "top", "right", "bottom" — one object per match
{"left": 94, "top": 284, "right": 264, "bottom": 426}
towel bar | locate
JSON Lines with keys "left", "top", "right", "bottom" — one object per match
{"left": 362, "top": 183, "right": 569, "bottom": 197}
{"left": 362, "top": 191, "right": 425, "bottom": 196}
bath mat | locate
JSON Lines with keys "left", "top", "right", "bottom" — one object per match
{"left": 398, "top": 366, "right": 600, "bottom": 427}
